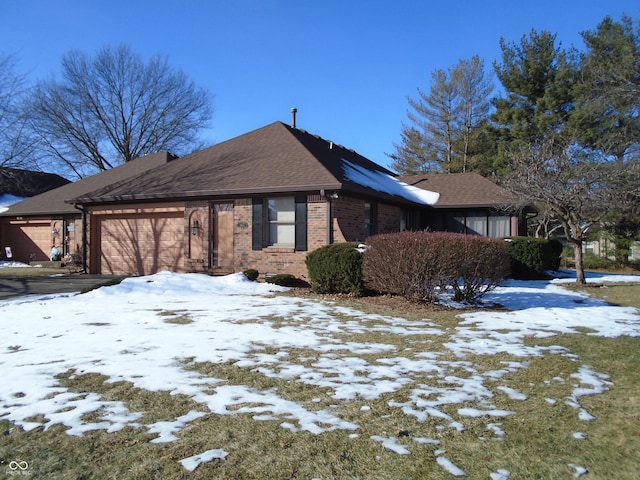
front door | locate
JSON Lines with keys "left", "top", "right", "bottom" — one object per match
{"left": 210, "top": 202, "right": 234, "bottom": 272}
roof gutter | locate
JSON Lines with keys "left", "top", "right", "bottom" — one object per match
{"left": 69, "top": 183, "right": 344, "bottom": 205}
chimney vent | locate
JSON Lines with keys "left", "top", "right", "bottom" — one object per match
{"left": 291, "top": 107, "right": 297, "bottom": 128}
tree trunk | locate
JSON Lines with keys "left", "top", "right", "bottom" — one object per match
{"left": 573, "top": 240, "right": 587, "bottom": 285}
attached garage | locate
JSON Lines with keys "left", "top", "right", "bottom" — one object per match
{"left": 1, "top": 217, "right": 52, "bottom": 262}
{"left": 90, "top": 203, "right": 186, "bottom": 275}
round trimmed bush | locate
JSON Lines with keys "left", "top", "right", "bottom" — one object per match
{"left": 305, "top": 242, "right": 364, "bottom": 295}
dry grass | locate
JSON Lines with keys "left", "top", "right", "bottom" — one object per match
{"left": 1, "top": 282, "right": 639, "bottom": 479}
{"left": 0, "top": 266, "right": 70, "bottom": 278}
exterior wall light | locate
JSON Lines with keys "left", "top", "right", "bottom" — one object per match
{"left": 191, "top": 220, "right": 201, "bottom": 236}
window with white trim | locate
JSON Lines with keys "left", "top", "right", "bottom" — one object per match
{"left": 252, "top": 196, "right": 307, "bottom": 251}
{"left": 267, "top": 197, "right": 295, "bottom": 247}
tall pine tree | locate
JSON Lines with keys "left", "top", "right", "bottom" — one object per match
{"left": 491, "top": 29, "right": 578, "bottom": 173}
{"left": 389, "top": 56, "right": 494, "bottom": 174}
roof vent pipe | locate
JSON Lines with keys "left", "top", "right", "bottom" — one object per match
{"left": 291, "top": 107, "right": 297, "bottom": 128}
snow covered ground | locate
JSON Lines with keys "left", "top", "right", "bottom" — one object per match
{"left": 1, "top": 268, "right": 639, "bottom": 476}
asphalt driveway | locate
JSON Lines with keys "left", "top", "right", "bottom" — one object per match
{"left": 0, "top": 274, "right": 123, "bottom": 301}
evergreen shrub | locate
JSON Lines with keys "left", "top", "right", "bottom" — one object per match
{"left": 243, "top": 269, "right": 259, "bottom": 281}
{"left": 363, "top": 231, "right": 510, "bottom": 303}
{"left": 583, "top": 252, "right": 614, "bottom": 270}
{"left": 506, "top": 237, "right": 562, "bottom": 278}
{"left": 264, "top": 274, "right": 303, "bottom": 287}
{"left": 305, "top": 242, "right": 364, "bottom": 295}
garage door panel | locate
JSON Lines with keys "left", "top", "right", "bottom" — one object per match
{"left": 98, "top": 213, "right": 184, "bottom": 275}
{"left": 1, "top": 221, "right": 50, "bottom": 263}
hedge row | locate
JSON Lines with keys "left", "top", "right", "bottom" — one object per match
{"left": 303, "top": 234, "right": 562, "bottom": 302}
{"left": 362, "top": 232, "right": 511, "bottom": 303}
{"left": 506, "top": 237, "right": 562, "bottom": 279}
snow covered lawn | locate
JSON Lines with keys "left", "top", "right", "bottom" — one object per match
{"left": 1, "top": 270, "right": 639, "bottom": 479}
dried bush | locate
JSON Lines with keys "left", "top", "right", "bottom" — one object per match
{"left": 363, "top": 231, "right": 510, "bottom": 304}
{"left": 450, "top": 234, "right": 511, "bottom": 302}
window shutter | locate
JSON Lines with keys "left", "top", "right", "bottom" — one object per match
{"left": 370, "top": 203, "right": 378, "bottom": 236}
{"left": 252, "top": 198, "right": 263, "bottom": 250}
{"left": 295, "top": 195, "right": 307, "bottom": 251}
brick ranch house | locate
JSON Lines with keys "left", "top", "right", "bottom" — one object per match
{"left": 1, "top": 122, "right": 523, "bottom": 279}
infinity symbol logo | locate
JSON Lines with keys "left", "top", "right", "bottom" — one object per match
{"left": 9, "top": 460, "right": 29, "bottom": 471}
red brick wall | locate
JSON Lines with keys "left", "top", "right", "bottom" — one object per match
{"left": 378, "top": 203, "right": 403, "bottom": 234}
{"left": 331, "top": 196, "right": 403, "bottom": 242}
{"left": 83, "top": 195, "right": 405, "bottom": 278}
{"left": 234, "top": 196, "right": 328, "bottom": 281}
{"left": 332, "top": 196, "right": 366, "bottom": 242}
{"left": 185, "top": 201, "right": 209, "bottom": 272}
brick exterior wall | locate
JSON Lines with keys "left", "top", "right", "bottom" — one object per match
{"left": 234, "top": 196, "right": 328, "bottom": 281}
{"left": 331, "top": 196, "right": 403, "bottom": 242}
{"left": 331, "top": 195, "right": 366, "bottom": 242}
{"left": 185, "top": 201, "right": 209, "bottom": 272}
{"left": 83, "top": 195, "right": 405, "bottom": 278}
{"left": 377, "top": 203, "right": 403, "bottom": 234}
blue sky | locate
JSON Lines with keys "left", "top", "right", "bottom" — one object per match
{"left": 1, "top": 0, "right": 638, "bottom": 171}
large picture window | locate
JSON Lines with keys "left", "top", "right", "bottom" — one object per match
{"left": 489, "top": 216, "right": 510, "bottom": 238}
{"left": 447, "top": 211, "right": 512, "bottom": 238}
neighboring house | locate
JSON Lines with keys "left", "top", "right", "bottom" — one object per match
{"left": 399, "top": 173, "right": 525, "bottom": 237}
{"left": 0, "top": 166, "right": 70, "bottom": 211}
{"left": 0, "top": 152, "right": 177, "bottom": 264}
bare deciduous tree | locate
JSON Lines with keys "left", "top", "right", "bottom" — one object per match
{"left": 505, "top": 136, "right": 638, "bottom": 284}
{"left": 0, "top": 52, "right": 38, "bottom": 169}
{"left": 29, "top": 45, "right": 214, "bottom": 178}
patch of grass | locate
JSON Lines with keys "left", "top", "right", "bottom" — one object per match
{"left": 156, "top": 309, "right": 194, "bottom": 324}
{"left": 584, "top": 283, "right": 640, "bottom": 308}
{"left": 0, "top": 266, "right": 75, "bottom": 277}
{"left": 80, "top": 277, "right": 124, "bottom": 293}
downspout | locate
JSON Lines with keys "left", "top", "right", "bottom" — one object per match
{"left": 73, "top": 203, "right": 88, "bottom": 273}
{"left": 321, "top": 189, "right": 334, "bottom": 245}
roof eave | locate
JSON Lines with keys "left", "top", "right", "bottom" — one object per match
{"left": 69, "top": 183, "right": 344, "bottom": 205}
{"left": 433, "top": 202, "right": 515, "bottom": 209}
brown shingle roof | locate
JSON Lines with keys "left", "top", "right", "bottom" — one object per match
{"left": 72, "top": 122, "right": 417, "bottom": 205}
{"left": 0, "top": 152, "right": 177, "bottom": 216}
{"left": 0, "top": 167, "right": 70, "bottom": 197}
{"left": 399, "top": 172, "right": 515, "bottom": 208}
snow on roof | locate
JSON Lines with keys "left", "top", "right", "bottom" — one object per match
{"left": 342, "top": 159, "right": 439, "bottom": 205}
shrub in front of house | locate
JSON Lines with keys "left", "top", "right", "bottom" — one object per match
{"left": 506, "top": 237, "right": 563, "bottom": 279}
{"left": 363, "top": 231, "right": 510, "bottom": 304}
{"left": 305, "top": 242, "right": 364, "bottom": 296}
{"left": 451, "top": 234, "right": 511, "bottom": 302}
{"left": 583, "top": 252, "right": 615, "bottom": 270}
{"left": 243, "top": 269, "right": 259, "bottom": 281}
{"left": 264, "top": 273, "right": 305, "bottom": 287}
{"left": 362, "top": 232, "right": 450, "bottom": 302}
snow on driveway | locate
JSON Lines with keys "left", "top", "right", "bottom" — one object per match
{"left": 1, "top": 270, "right": 639, "bottom": 475}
